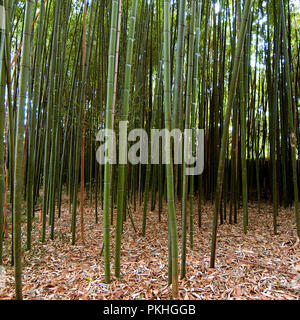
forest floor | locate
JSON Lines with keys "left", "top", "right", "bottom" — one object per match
{"left": 1, "top": 198, "right": 300, "bottom": 300}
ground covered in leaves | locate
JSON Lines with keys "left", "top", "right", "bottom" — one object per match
{"left": 1, "top": 199, "right": 299, "bottom": 300}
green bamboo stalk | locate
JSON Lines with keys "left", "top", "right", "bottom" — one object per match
{"left": 41, "top": 0, "right": 60, "bottom": 243}
{"left": 13, "top": 0, "right": 34, "bottom": 300}
{"left": 190, "top": 0, "right": 202, "bottom": 248}
{"left": 163, "top": 0, "right": 178, "bottom": 299}
{"left": 181, "top": 0, "right": 196, "bottom": 279}
{"left": 103, "top": 0, "right": 119, "bottom": 284}
{"left": 114, "top": 0, "right": 139, "bottom": 270}
{"left": 80, "top": 0, "right": 88, "bottom": 244}
{"left": 172, "top": 0, "right": 186, "bottom": 130}
{"left": 25, "top": 0, "right": 45, "bottom": 250}
{"left": 0, "top": 0, "right": 5, "bottom": 266}
{"left": 268, "top": 0, "right": 280, "bottom": 235}
{"left": 238, "top": 12, "right": 249, "bottom": 234}
{"left": 210, "top": 0, "right": 252, "bottom": 268}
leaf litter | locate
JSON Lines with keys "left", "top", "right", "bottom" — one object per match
{"left": 0, "top": 200, "right": 299, "bottom": 300}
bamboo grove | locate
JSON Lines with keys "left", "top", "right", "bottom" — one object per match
{"left": 0, "top": 0, "right": 299, "bottom": 300}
